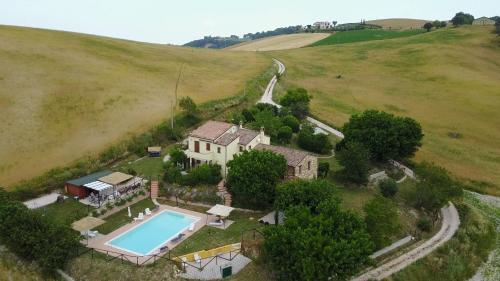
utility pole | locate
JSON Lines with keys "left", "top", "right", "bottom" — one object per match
{"left": 170, "top": 99, "right": 174, "bottom": 130}
{"left": 174, "top": 63, "right": 185, "bottom": 110}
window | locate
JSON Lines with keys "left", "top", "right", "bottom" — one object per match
{"left": 217, "top": 147, "right": 221, "bottom": 154}
{"left": 239, "top": 146, "right": 243, "bottom": 152}
{"left": 206, "top": 143, "right": 211, "bottom": 151}
{"left": 299, "top": 165, "right": 302, "bottom": 174}
{"left": 308, "top": 161, "right": 311, "bottom": 170}
{"left": 194, "top": 141, "right": 200, "bottom": 153}
{"left": 249, "top": 145, "right": 252, "bottom": 150}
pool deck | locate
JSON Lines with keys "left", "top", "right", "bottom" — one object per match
{"left": 86, "top": 204, "right": 208, "bottom": 265}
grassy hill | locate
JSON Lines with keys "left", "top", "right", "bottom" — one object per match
{"left": 0, "top": 25, "right": 267, "bottom": 187}
{"left": 310, "top": 29, "right": 425, "bottom": 46}
{"left": 274, "top": 26, "right": 500, "bottom": 195}
{"left": 227, "top": 33, "right": 330, "bottom": 51}
{"left": 366, "top": 18, "right": 430, "bottom": 29}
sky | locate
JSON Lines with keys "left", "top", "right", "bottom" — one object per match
{"left": 1, "top": 0, "right": 498, "bottom": 45}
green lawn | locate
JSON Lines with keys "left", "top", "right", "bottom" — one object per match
{"left": 94, "top": 198, "right": 156, "bottom": 234}
{"left": 115, "top": 155, "right": 165, "bottom": 179}
{"left": 310, "top": 29, "right": 425, "bottom": 46}
{"left": 34, "top": 198, "right": 89, "bottom": 226}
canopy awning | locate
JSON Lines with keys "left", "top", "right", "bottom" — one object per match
{"left": 84, "top": 181, "right": 113, "bottom": 192}
{"left": 206, "top": 204, "right": 234, "bottom": 217}
{"left": 99, "top": 172, "right": 133, "bottom": 185}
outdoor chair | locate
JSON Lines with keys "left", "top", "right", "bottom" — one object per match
{"left": 145, "top": 208, "right": 152, "bottom": 216}
{"left": 194, "top": 253, "right": 202, "bottom": 265}
{"left": 171, "top": 233, "right": 185, "bottom": 243}
{"left": 188, "top": 223, "right": 195, "bottom": 231}
{"left": 209, "top": 220, "right": 223, "bottom": 226}
{"left": 133, "top": 212, "right": 144, "bottom": 221}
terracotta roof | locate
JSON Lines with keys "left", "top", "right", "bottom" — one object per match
{"left": 237, "top": 128, "right": 259, "bottom": 145}
{"left": 190, "top": 121, "right": 233, "bottom": 140}
{"left": 215, "top": 133, "right": 239, "bottom": 146}
{"left": 255, "top": 144, "right": 309, "bottom": 167}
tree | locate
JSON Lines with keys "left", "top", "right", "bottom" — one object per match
{"left": 379, "top": 178, "right": 398, "bottom": 198}
{"left": 280, "top": 88, "right": 311, "bottom": 120}
{"left": 433, "top": 20, "right": 447, "bottom": 29}
{"left": 282, "top": 115, "right": 300, "bottom": 133}
{"left": 263, "top": 198, "right": 374, "bottom": 281}
{"left": 179, "top": 96, "right": 199, "bottom": 121}
{"left": 410, "top": 162, "right": 463, "bottom": 220}
{"left": 250, "top": 110, "right": 283, "bottom": 140}
{"left": 451, "top": 12, "right": 474, "bottom": 26}
{"left": 182, "top": 164, "right": 221, "bottom": 185}
{"left": 277, "top": 126, "right": 293, "bottom": 144}
{"left": 163, "top": 162, "right": 182, "bottom": 184}
{"left": 226, "top": 150, "right": 287, "bottom": 209}
{"left": 275, "top": 179, "right": 338, "bottom": 214}
{"left": 363, "top": 196, "right": 401, "bottom": 249}
{"left": 338, "top": 110, "right": 423, "bottom": 161}
{"left": 318, "top": 162, "right": 330, "bottom": 178}
{"left": 336, "top": 142, "right": 370, "bottom": 184}
{"left": 169, "top": 147, "right": 187, "bottom": 167}
{"left": 423, "top": 22, "right": 433, "bottom": 32}
{"left": 298, "top": 125, "right": 333, "bottom": 154}
{"left": 496, "top": 17, "right": 500, "bottom": 35}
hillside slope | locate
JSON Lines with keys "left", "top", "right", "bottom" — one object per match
{"left": 228, "top": 33, "right": 330, "bottom": 51}
{"left": 0, "top": 25, "right": 267, "bottom": 186}
{"left": 274, "top": 26, "right": 500, "bottom": 195}
{"left": 366, "top": 18, "right": 430, "bottom": 29}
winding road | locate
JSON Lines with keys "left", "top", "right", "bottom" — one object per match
{"left": 258, "top": 59, "right": 461, "bottom": 280}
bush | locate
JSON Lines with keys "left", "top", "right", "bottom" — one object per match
{"left": 100, "top": 209, "right": 107, "bottom": 215}
{"left": 417, "top": 217, "right": 432, "bottom": 232}
{"left": 297, "top": 125, "right": 333, "bottom": 154}
{"left": 280, "top": 88, "right": 310, "bottom": 107}
{"left": 164, "top": 162, "right": 182, "bottom": 184}
{"left": 277, "top": 126, "right": 293, "bottom": 144}
{"left": 379, "top": 178, "right": 398, "bottom": 197}
{"left": 106, "top": 203, "right": 113, "bottom": 210}
{"left": 364, "top": 195, "right": 401, "bottom": 249}
{"left": 282, "top": 115, "right": 300, "bottom": 133}
{"left": 169, "top": 147, "right": 187, "bottom": 167}
{"left": 127, "top": 133, "right": 153, "bottom": 156}
{"left": 91, "top": 210, "right": 99, "bottom": 217}
{"left": 317, "top": 162, "right": 330, "bottom": 178}
{"left": 182, "top": 164, "right": 222, "bottom": 186}
{"left": 139, "top": 190, "right": 146, "bottom": 196}
{"left": 241, "top": 108, "right": 255, "bottom": 122}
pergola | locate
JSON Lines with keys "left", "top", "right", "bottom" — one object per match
{"left": 206, "top": 204, "right": 234, "bottom": 228}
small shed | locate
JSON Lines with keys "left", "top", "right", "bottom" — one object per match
{"left": 65, "top": 170, "right": 112, "bottom": 199}
{"left": 148, "top": 146, "right": 162, "bottom": 157}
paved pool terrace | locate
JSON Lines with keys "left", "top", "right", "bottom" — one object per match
{"left": 86, "top": 204, "right": 208, "bottom": 265}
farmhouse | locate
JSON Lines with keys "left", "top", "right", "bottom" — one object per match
{"left": 472, "top": 17, "right": 495, "bottom": 26}
{"left": 254, "top": 144, "right": 317, "bottom": 179}
{"left": 314, "top": 21, "right": 332, "bottom": 30}
{"left": 185, "top": 120, "right": 317, "bottom": 179}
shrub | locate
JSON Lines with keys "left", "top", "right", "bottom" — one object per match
{"left": 379, "top": 178, "right": 398, "bottom": 198}
{"left": 417, "top": 217, "right": 432, "bottom": 232}
{"left": 139, "top": 190, "right": 146, "bottom": 196}
{"left": 106, "top": 203, "right": 113, "bottom": 210}
{"left": 127, "top": 133, "right": 153, "bottom": 156}
{"left": 182, "top": 164, "right": 222, "bottom": 186}
{"left": 164, "top": 162, "right": 182, "bottom": 184}
{"left": 91, "top": 210, "right": 100, "bottom": 217}
{"left": 297, "top": 125, "right": 333, "bottom": 154}
{"left": 169, "top": 147, "right": 187, "bottom": 167}
{"left": 241, "top": 108, "right": 255, "bottom": 122}
{"left": 280, "top": 88, "right": 310, "bottom": 106}
{"left": 364, "top": 195, "right": 401, "bottom": 249}
{"left": 317, "top": 162, "right": 330, "bottom": 178}
{"left": 100, "top": 209, "right": 107, "bottom": 215}
{"left": 277, "top": 126, "right": 293, "bottom": 144}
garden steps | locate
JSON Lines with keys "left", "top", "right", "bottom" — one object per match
{"left": 150, "top": 180, "right": 159, "bottom": 199}
{"left": 217, "top": 180, "right": 232, "bottom": 207}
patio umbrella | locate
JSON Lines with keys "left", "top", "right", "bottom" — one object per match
{"left": 128, "top": 206, "right": 131, "bottom": 217}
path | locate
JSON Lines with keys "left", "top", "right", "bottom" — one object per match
{"left": 259, "top": 59, "right": 462, "bottom": 280}
{"left": 352, "top": 203, "right": 460, "bottom": 281}
{"left": 217, "top": 180, "right": 232, "bottom": 206}
{"left": 23, "top": 192, "right": 60, "bottom": 209}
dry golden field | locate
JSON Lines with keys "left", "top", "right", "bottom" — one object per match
{"left": 274, "top": 26, "right": 500, "bottom": 195}
{"left": 227, "top": 33, "right": 330, "bottom": 51}
{"left": 0, "top": 25, "right": 267, "bottom": 187}
{"left": 366, "top": 18, "right": 430, "bottom": 29}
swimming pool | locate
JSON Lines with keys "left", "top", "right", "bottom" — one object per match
{"left": 106, "top": 210, "right": 199, "bottom": 255}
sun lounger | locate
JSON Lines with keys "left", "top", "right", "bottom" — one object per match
{"left": 145, "top": 208, "right": 152, "bottom": 216}
{"left": 171, "top": 233, "right": 185, "bottom": 243}
{"left": 208, "top": 221, "right": 224, "bottom": 226}
{"left": 188, "top": 223, "right": 195, "bottom": 231}
{"left": 133, "top": 212, "right": 144, "bottom": 221}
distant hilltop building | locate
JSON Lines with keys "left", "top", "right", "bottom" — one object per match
{"left": 313, "top": 21, "right": 332, "bottom": 30}
{"left": 473, "top": 17, "right": 495, "bottom": 26}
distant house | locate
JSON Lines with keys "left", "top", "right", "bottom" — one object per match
{"left": 313, "top": 21, "right": 332, "bottom": 30}
{"left": 185, "top": 121, "right": 318, "bottom": 179}
{"left": 473, "top": 17, "right": 495, "bottom": 26}
{"left": 254, "top": 144, "right": 318, "bottom": 179}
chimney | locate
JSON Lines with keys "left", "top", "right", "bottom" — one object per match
{"left": 239, "top": 121, "right": 243, "bottom": 129}
{"left": 260, "top": 126, "right": 265, "bottom": 135}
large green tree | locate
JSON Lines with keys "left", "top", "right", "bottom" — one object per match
{"left": 226, "top": 150, "right": 287, "bottom": 209}
{"left": 338, "top": 110, "right": 423, "bottom": 161}
{"left": 298, "top": 124, "right": 333, "bottom": 154}
{"left": 275, "top": 179, "right": 338, "bottom": 214}
{"left": 363, "top": 195, "right": 401, "bottom": 249}
{"left": 280, "top": 88, "right": 311, "bottom": 119}
{"left": 451, "top": 12, "right": 474, "bottom": 26}
{"left": 336, "top": 142, "right": 370, "bottom": 184}
{"left": 263, "top": 198, "right": 374, "bottom": 281}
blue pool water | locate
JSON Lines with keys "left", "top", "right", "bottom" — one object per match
{"left": 107, "top": 210, "right": 198, "bottom": 255}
